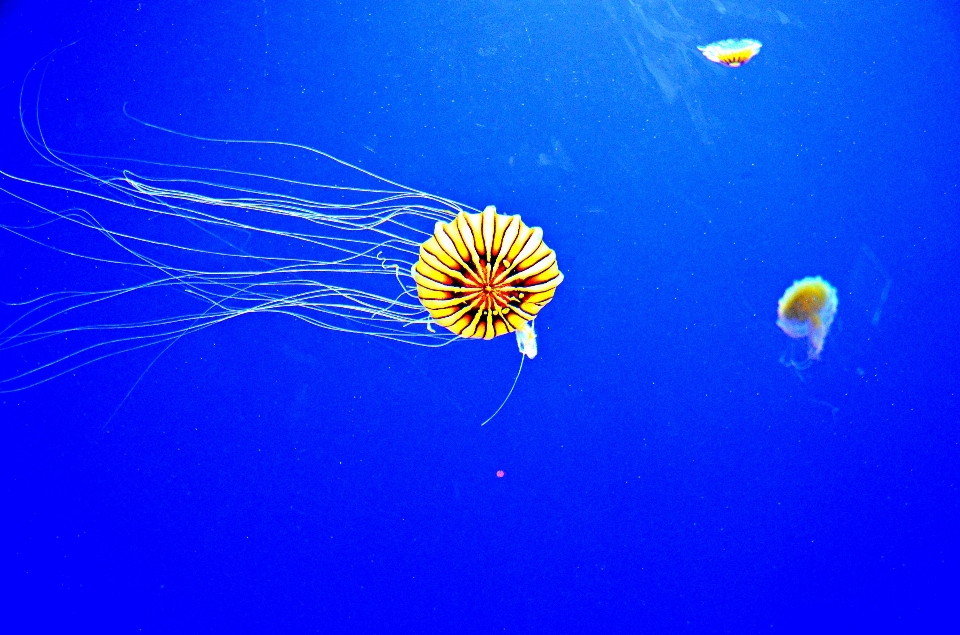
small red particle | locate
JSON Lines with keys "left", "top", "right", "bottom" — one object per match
{"left": 496, "top": 470, "right": 505, "bottom": 478}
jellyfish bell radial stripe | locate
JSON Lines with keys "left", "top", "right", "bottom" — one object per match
{"left": 413, "top": 206, "right": 563, "bottom": 339}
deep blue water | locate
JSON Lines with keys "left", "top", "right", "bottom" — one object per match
{"left": 1, "top": 0, "right": 958, "bottom": 631}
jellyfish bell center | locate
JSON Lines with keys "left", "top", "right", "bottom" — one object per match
{"left": 475, "top": 275, "right": 515, "bottom": 316}
{"left": 786, "top": 287, "right": 829, "bottom": 320}
{"left": 471, "top": 258, "right": 513, "bottom": 310}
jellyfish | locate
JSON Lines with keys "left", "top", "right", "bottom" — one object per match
{"left": 697, "top": 39, "right": 762, "bottom": 67}
{"left": 777, "top": 276, "right": 838, "bottom": 364}
{"left": 413, "top": 206, "right": 562, "bottom": 341}
{"left": 0, "top": 72, "right": 562, "bottom": 393}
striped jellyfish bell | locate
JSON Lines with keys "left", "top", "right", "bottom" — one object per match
{"left": 412, "top": 205, "right": 563, "bottom": 340}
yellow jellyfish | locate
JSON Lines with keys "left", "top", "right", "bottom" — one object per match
{"left": 413, "top": 206, "right": 563, "bottom": 341}
{"left": 777, "top": 276, "right": 839, "bottom": 363}
{"left": 697, "top": 39, "right": 762, "bottom": 67}
{"left": 0, "top": 73, "right": 562, "bottom": 391}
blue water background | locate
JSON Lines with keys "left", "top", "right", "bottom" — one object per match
{"left": 1, "top": 0, "right": 958, "bottom": 631}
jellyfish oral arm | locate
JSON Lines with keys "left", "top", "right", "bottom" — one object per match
{"left": 516, "top": 321, "right": 538, "bottom": 359}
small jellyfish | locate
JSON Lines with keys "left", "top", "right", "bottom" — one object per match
{"left": 777, "top": 276, "right": 839, "bottom": 363}
{"left": 697, "top": 39, "right": 762, "bottom": 67}
{"left": 496, "top": 470, "right": 505, "bottom": 478}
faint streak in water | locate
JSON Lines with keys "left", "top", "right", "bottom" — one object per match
{"left": 859, "top": 244, "right": 892, "bottom": 327}
{"left": 517, "top": 5, "right": 532, "bottom": 46}
{"left": 537, "top": 139, "right": 572, "bottom": 171}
